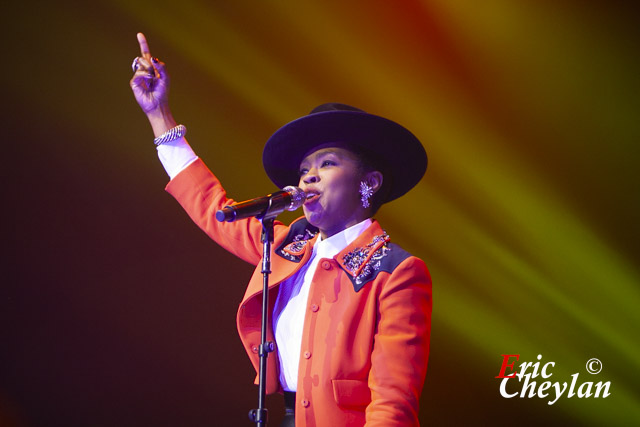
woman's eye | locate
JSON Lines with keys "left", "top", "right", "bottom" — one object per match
{"left": 298, "top": 168, "right": 308, "bottom": 176}
{"left": 322, "top": 160, "right": 335, "bottom": 167}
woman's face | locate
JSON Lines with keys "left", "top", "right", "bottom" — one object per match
{"left": 298, "top": 147, "right": 366, "bottom": 239}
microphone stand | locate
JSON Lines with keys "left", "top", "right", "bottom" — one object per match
{"left": 248, "top": 203, "right": 279, "bottom": 426}
{"left": 219, "top": 190, "right": 306, "bottom": 425}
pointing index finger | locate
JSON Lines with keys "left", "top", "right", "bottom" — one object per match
{"left": 137, "top": 32, "right": 151, "bottom": 59}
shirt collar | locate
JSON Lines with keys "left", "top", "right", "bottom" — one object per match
{"left": 313, "top": 218, "right": 373, "bottom": 260}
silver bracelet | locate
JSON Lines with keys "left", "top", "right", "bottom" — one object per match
{"left": 154, "top": 124, "right": 187, "bottom": 146}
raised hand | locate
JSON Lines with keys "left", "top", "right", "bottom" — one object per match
{"left": 130, "top": 33, "right": 176, "bottom": 135}
{"left": 130, "top": 33, "right": 171, "bottom": 113}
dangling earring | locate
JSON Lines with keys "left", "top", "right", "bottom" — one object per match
{"left": 359, "top": 181, "right": 373, "bottom": 209}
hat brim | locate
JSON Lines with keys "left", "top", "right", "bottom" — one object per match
{"left": 262, "top": 110, "right": 427, "bottom": 203}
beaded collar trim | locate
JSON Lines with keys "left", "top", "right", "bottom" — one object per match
{"left": 340, "top": 232, "right": 391, "bottom": 286}
{"left": 278, "top": 228, "right": 318, "bottom": 262}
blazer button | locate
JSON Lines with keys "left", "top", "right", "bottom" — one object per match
{"left": 301, "top": 399, "right": 310, "bottom": 408}
{"left": 310, "top": 304, "right": 319, "bottom": 312}
{"left": 251, "top": 345, "right": 259, "bottom": 353}
{"left": 321, "top": 260, "right": 332, "bottom": 270}
{"left": 303, "top": 351, "right": 312, "bottom": 359}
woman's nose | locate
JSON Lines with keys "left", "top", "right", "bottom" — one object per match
{"left": 303, "top": 170, "right": 319, "bottom": 184}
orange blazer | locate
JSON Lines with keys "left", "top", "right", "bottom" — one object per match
{"left": 166, "top": 159, "right": 432, "bottom": 426}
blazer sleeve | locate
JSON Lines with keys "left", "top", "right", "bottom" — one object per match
{"left": 366, "top": 256, "right": 432, "bottom": 426}
{"left": 164, "top": 158, "right": 285, "bottom": 265}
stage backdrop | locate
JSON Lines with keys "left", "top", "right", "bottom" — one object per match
{"left": 4, "top": 1, "right": 639, "bottom": 426}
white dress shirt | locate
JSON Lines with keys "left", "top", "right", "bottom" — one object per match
{"left": 156, "top": 137, "right": 198, "bottom": 180}
{"left": 272, "top": 219, "right": 372, "bottom": 391}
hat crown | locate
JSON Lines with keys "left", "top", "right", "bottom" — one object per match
{"left": 310, "top": 103, "right": 365, "bottom": 114}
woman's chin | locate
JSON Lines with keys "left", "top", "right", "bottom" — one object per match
{"left": 303, "top": 210, "right": 323, "bottom": 228}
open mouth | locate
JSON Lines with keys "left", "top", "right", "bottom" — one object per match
{"left": 304, "top": 191, "right": 320, "bottom": 205}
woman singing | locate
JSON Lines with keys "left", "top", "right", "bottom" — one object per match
{"left": 130, "top": 33, "right": 432, "bottom": 427}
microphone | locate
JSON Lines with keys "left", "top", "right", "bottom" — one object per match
{"left": 215, "top": 186, "right": 307, "bottom": 222}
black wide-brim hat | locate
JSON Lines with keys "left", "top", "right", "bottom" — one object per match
{"left": 262, "top": 103, "right": 428, "bottom": 204}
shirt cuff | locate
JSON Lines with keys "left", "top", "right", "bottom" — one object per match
{"left": 156, "top": 137, "right": 199, "bottom": 180}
